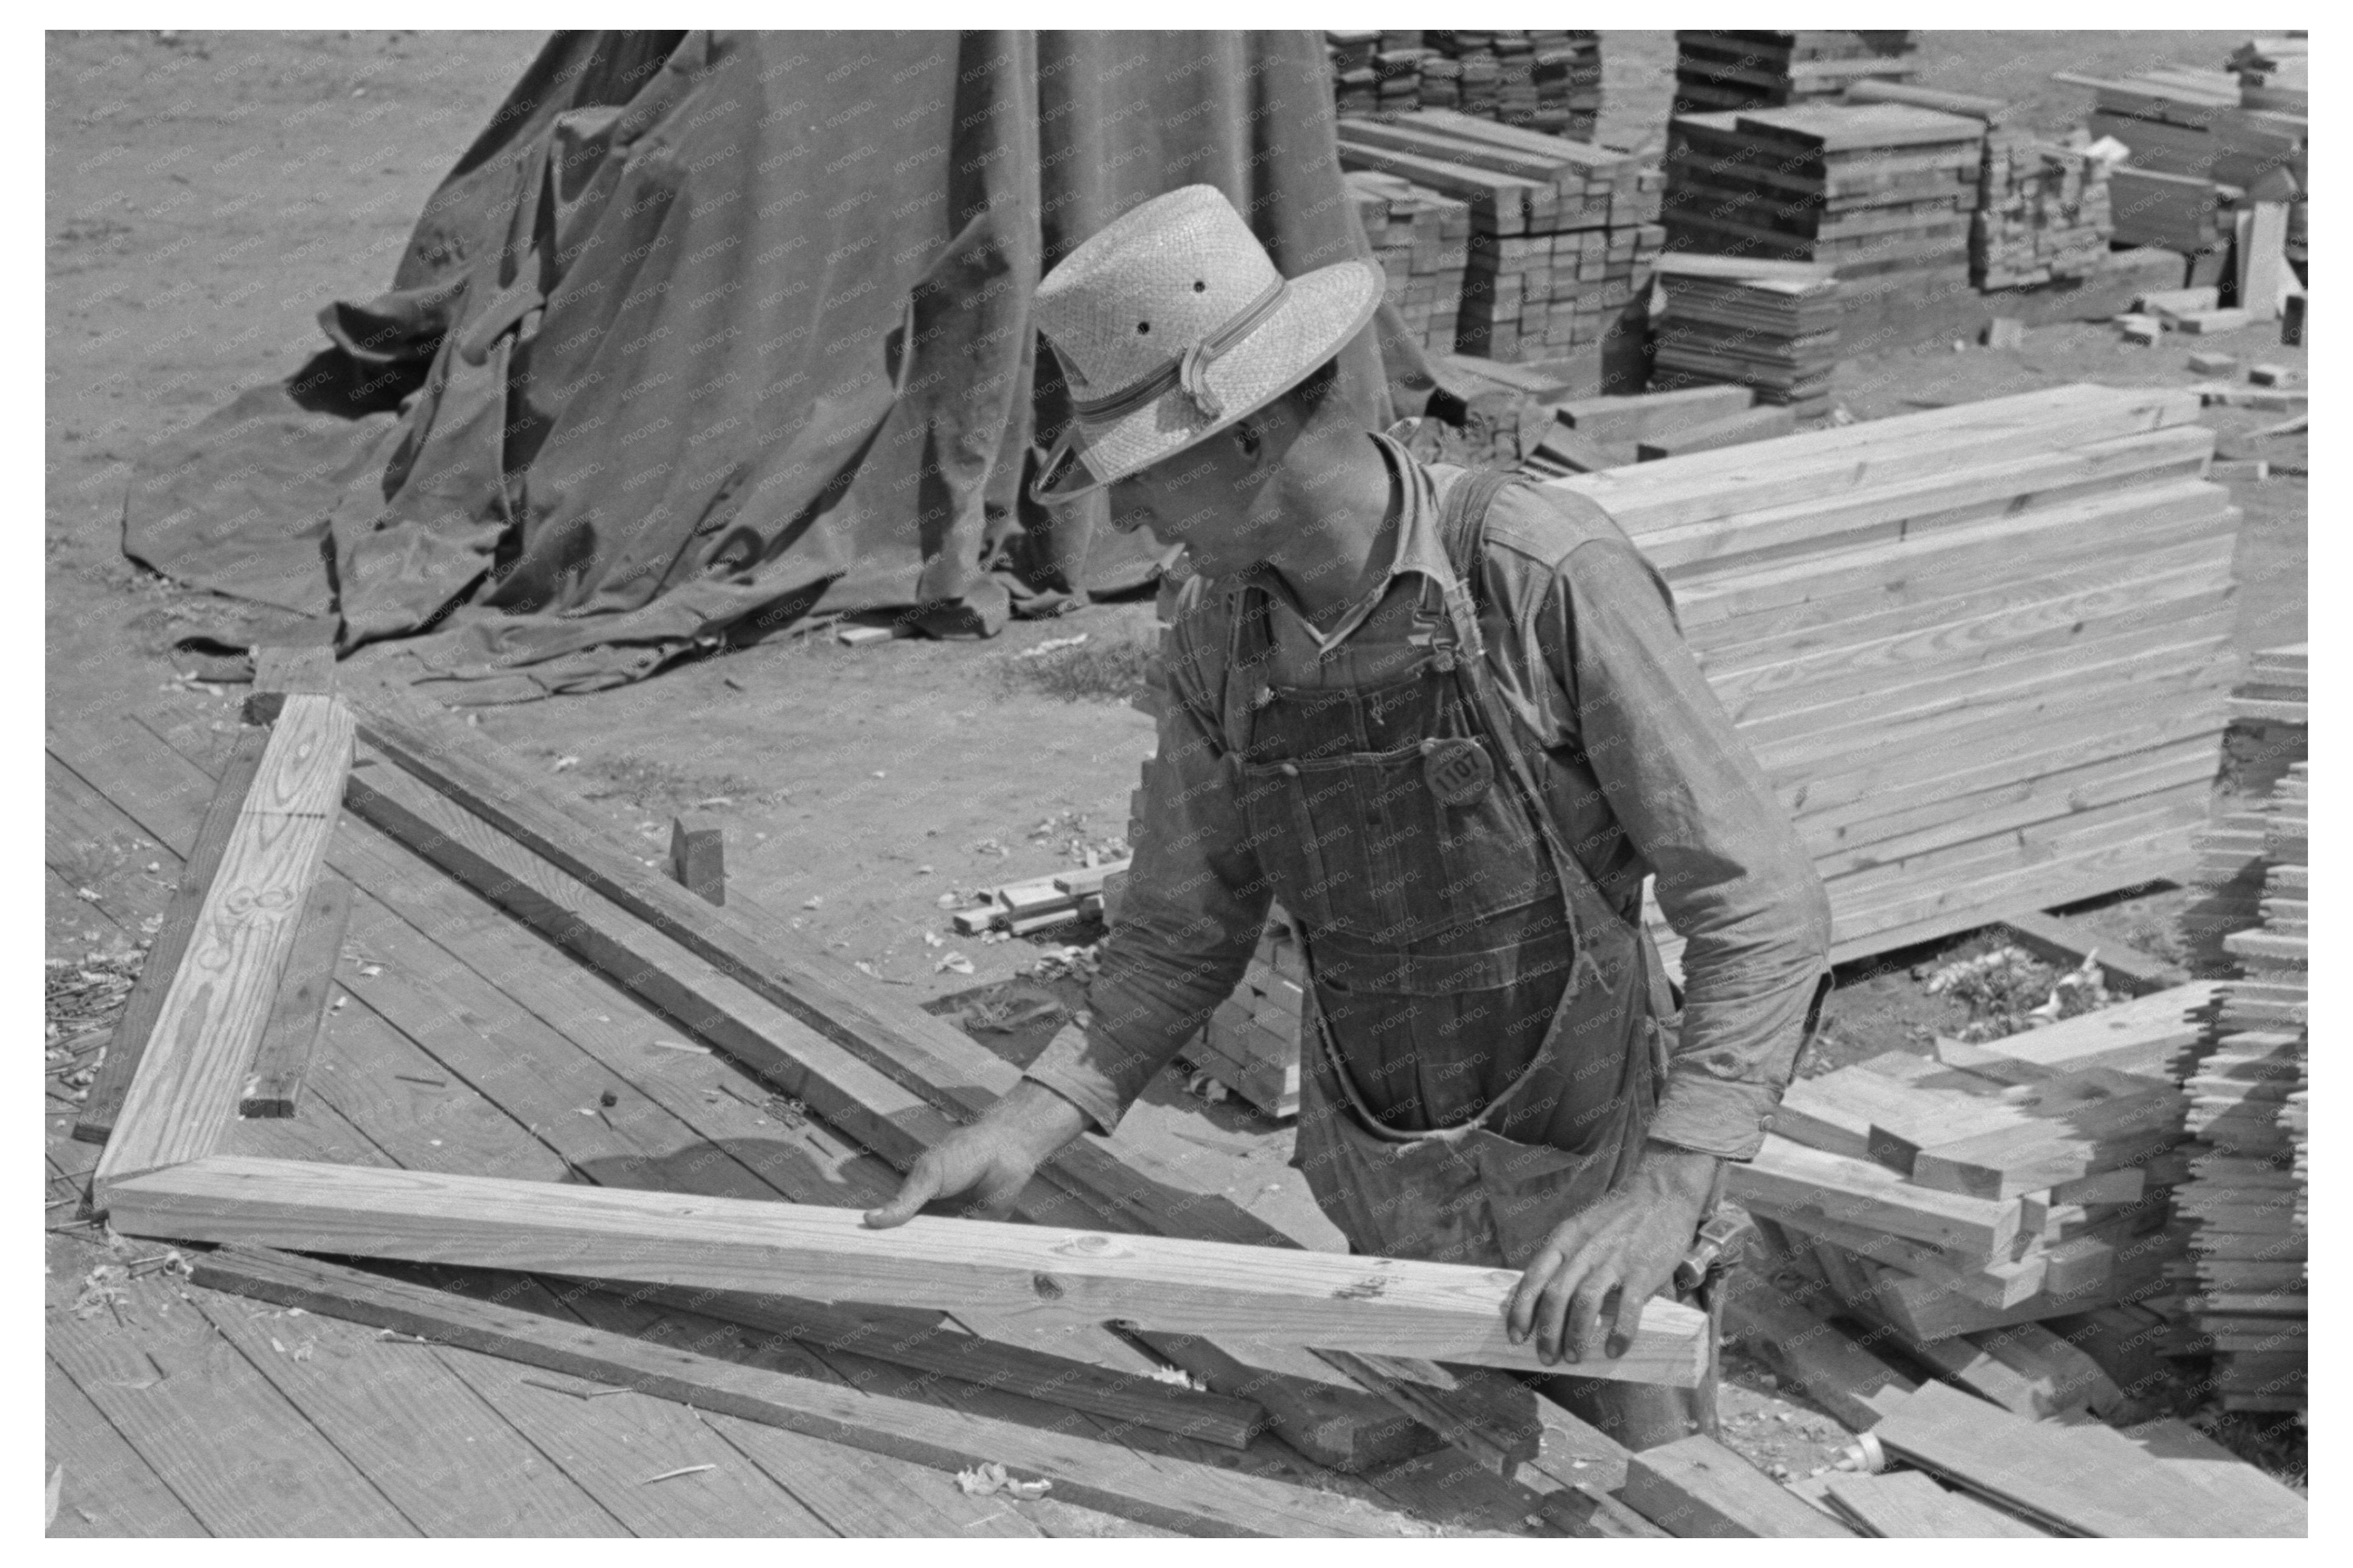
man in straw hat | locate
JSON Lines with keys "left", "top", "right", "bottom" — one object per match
{"left": 870, "top": 186, "right": 1832, "bottom": 1446}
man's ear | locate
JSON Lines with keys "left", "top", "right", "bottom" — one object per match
{"left": 1231, "top": 417, "right": 1263, "bottom": 463}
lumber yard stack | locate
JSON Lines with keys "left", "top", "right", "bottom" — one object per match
{"left": 1973, "top": 128, "right": 2115, "bottom": 290}
{"left": 1840, "top": 80, "right": 2117, "bottom": 294}
{"left": 2062, "top": 60, "right": 2307, "bottom": 273}
{"left": 1548, "top": 382, "right": 2238, "bottom": 968}
{"left": 2164, "top": 761, "right": 2306, "bottom": 1417}
{"left": 1345, "top": 170, "right": 1470, "bottom": 356}
{"left": 1184, "top": 912, "right": 1306, "bottom": 1119}
{"left": 1729, "top": 980, "right": 2209, "bottom": 1354}
{"left": 1662, "top": 103, "right": 1985, "bottom": 357}
{"left": 1337, "top": 110, "right": 1664, "bottom": 364}
{"left": 1330, "top": 30, "right": 1603, "bottom": 138}
{"left": 1647, "top": 255, "right": 1841, "bottom": 418}
{"left": 2180, "top": 643, "right": 2306, "bottom": 972}
{"left": 1672, "top": 31, "right": 1916, "bottom": 114}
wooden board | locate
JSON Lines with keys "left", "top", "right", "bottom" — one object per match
{"left": 115, "top": 1157, "right": 1710, "bottom": 1384}
{"left": 1823, "top": 1470, "right": 2046, "bottom": 1536}
{"left": 71, "top": 728, "right": 267, "bottom": 1144}
{"left": 1869, "top": 1381, "right": 2245, "bottom": 1536}
{"left": 1621, "top": 1435, "right": 1854, "bottom": 1537}
{"left": 1728, "top": 1135, "right": 2021, "bottom": 1255}
{"left": 1719, "top": 1272, "right": 1914, "bottom": 1431}
{"left": 43, "top": 1357, "right": 208, "bottom": 1537}
{"left": 93, "top": 696, "right": 352, "bottom": 1193}
{"left": 239, "top": 874, "right": 352, "bottom": 1117}
{"left": 184, "top": 1246, "right": 1423, "bottom": 1538}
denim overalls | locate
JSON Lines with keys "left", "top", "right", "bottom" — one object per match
{"left": 1212, "top": 470, "right": 1679, "bottom": 1272}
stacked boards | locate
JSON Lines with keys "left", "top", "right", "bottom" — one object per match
{"left": 1731, "top": 1021, "right": 2197, "bottom": 1345}
{"left": 1663, "top": 103, "right": 1985, "bottom": 351}
{"left": 2167, "top": 762, "right": 2306, "bottom": 1416}
{"left": 1841, "top": 80, "right": 2115, "bottom": 291}
{"left": 1547, "top": 382, "right": 2239, "bottom": 966}
{"left": 1346, "top": 170, "right": 1471, "bottom": 355}
{"left": 1186, "top": 913, "right": 1307, "bottom": 1120}
{"left": 1327, "top": 30, "right": 1603, "bottom": 138}
{"left": 1673, "top": 31, "right": 1917, "bottom": 114}
{"left": 2180, "top": 643, "right": 2305, "bottom": 970}
{"left": 1649, "top": 255, "right": 1841, "bottom": 418}
{"left": 1973, "top": 128, "right": 2116, "bottom": 290}
{"left": 1337, "top": 111, "right": 1664, "bottom": 365}
{"left": 2063, "top": 65, "right": 2306, "bottom": 271}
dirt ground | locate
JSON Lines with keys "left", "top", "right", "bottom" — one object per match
{"left": 47, "top": 30, "right": 2305, "bottom": 1470}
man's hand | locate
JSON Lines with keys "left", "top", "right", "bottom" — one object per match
{"left": 862, "top": 1081, "right": 1091, "bottom": 1228}
{"left": 1505, "top": 1141, "right": 1719, "bottom": 1367}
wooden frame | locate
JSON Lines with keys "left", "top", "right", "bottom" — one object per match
{"left": 82, "top": 691, "right": 1708, "bottom": 1389}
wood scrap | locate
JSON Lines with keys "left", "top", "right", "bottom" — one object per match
{"left": 667, "top": 815, "right": 724, "bottom": 906}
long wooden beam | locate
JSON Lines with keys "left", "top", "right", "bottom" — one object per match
{"left": 186, "top": 1244, "right": 1417, "bottom": 1538}
{"left": 91, "top": 697, "right": 352, "bottom": 1193}
{"left": 110, "top": 1157, "right": 1710, "bottom": 1383}
{"left": 72, "top": 728, "right": 267, "bottom": 1144}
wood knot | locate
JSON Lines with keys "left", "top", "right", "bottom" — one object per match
{"left": 1032, "top": 1273, "right": 1065, "bottom": 1301}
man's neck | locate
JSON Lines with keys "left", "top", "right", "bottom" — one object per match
{"left": 1257, "top": 426, "right": 1397, "bottom": 625}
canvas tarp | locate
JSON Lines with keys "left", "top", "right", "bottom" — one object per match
{"left": 124, "top": 30, "right": 1432, "bottom": 700}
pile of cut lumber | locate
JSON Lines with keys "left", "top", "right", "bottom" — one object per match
{"left": 951, "top": 859, "right": 1130, "bottom": 937}
{"left": 1648, "top": 255, "right": 1841, "bottom": 418}
{"left": 1337, "top": 110, "right": 1663, "bottom": 364}
{"left": 2062, "top": 64, "right": 2306, "bottom": 270}
{"left": 1731, "top": 992, "right": 2207, "bottom": 1348}
{"left": 1522, "top": 382, "right": 1771, "bottom": 477}
{"left": 2165, "top": 762, "right": 2306, "bottom": 1416}
{"left": 1346, "top": 170, "right": 1470, "bottom": 355}
{"left": 1663, "top": 103, "right": 1985, "bottom": 353}
{"left": 2180, "top": 642, "right": 2305, "bottom": 970}
{"left": 1327, "top": 30, "right": 1603, "bottom": 138}
{"left": 1973, "top": 128, "right": 2115, "bottom": 290}
{"left": 1673, "top": 31, "right": 1916, "bottom": 114}
{"left": 1184, "top": 911, "right": 1306, "bottom": 1120}
{"left": 1548, "top": 383, "right": 2239, "bottom": 966}
{"left": 2110, "top": 167, "right": 2236, "bottom": 261}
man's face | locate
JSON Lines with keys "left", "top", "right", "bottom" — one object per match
{"left": 1105, "top": 427, "right": 1278, "bottom": 578}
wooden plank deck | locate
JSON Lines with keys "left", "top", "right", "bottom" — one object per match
{"left": 44, "top": 703, "right": 1564, "bottom": 1538}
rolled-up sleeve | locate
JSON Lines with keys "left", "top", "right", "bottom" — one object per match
{"left": 1023, "top": 661, "right": 1274, "bottom": 1134}
{"left": 1544, "top": 539, "right": 1834, "bottom": 1160}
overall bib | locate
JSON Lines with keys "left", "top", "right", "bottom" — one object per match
{"left": 1214, "top": 470, "right": 1713, "bottom": 1440}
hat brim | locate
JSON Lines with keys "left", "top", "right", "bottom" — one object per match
{"left": 1033, "top": 258, "right": 1386, "bottom": 503}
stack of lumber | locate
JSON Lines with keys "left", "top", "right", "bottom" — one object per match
{"left": 1184, "top": 912, "right": 1306, "bottom": 1120}
{"left": 1329, "top": 31, "right": 1603, "bottom": 138}
{"left": 2165, "top": 762, "right": 2306, "bottom": 1416}
{"left": 1973, "top": 128, "right": 2114, "bottom": 290}
{"left": 1649, "top": 254, "right": 1841, "bottom": 417}
{"left": 1839, "top": 80, "right": 2116, "bottom": 293}
{"left": 1523, "top": 382, "right": 1761, "bottom": 477}
{"left": 1663, "top": 103, "right": 1985, "bottom": 346}
{"left": 1337, "top": 111, "right": 1663, "bottom": 364}
{"left": 2062, "top": 66, "right": 2306, "bottom": 270}
{"left": 1673, "top": 32, "right": 1916, "bottom": 114}
{"left": 1547, "top": 383, "right": 2239, "bottom": 966}
{"left": 1346, "top": 170, "right": 1471, "bottom": 355}
{"left": 951, "top": 859, "right": 1130, "bottom": 937}
{"left": 1729, "top": 994, "right": 2209, "bottom": 1348}
{"left": 2180, "top": 643, "right": 2306, "bottom": 970}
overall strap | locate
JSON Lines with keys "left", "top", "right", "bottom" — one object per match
{"left": 1431, "top": 470, "right": 1624, "bottom": 994}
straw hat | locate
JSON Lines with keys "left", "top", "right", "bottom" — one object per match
{"left": 1030, "top": 185, "right": 1383, "bottom": 502}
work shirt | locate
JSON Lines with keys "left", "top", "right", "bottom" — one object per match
{"left": 1028, "top": 432, "right": 1833, "bottom": 1162}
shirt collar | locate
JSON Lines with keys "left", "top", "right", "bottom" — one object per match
{"left": 1243, "top": 431, "right": 1458, "bottom": 652}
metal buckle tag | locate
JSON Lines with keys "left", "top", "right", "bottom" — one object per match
{"left": 1422, "top": 736, "right": 1493, "bottom": 807}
